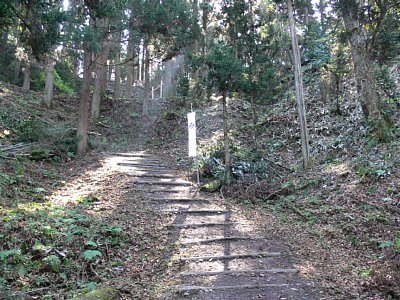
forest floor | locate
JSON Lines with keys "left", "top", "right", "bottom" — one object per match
{"left": 0, "top": 79, "right": 399, "bottom": 300}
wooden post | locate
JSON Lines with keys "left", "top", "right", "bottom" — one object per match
{"left": 287, "top": 0, "right": 311, "bottom": 169}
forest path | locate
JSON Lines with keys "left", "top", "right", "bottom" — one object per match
{"left": 110, "top": 90, "right": 321, "bottom": 299}
{"left": 109, "top": 150, "right": 320, "bottom": 299}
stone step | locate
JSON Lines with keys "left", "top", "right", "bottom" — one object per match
{"left": 128, "top": 173, "right": 176, "bottom": 179}
{"left": 182, "top": 214, "right": 230, "bottom": 224}
{"left": 170, "top": 222, "right": 243, "bottom": 228}
{"left": 110, "top": 152, "right": 152, "bottom": 158}
{"left": 180, "top": 235, "right": 284, "bottom": 258}
{"left": 123, "top": 159, "right": 161, "bottom": 164}
{"left": 178, "top": 283, "right": 297, "bottom": 292}
{"left": 151, "top": 198, "right": 210, "bottom": 203}
{"left": 181, "top": 268, "right": 299, "bottom": 276}
{"left": 177, "top": 282, "right": 317, "bottom": 300}
{"left": 179, "top": 269, "right": 301, "bottom": 290}
{"left": 181, "top": 255, "right": 292, "bottom": 274}
{"left": 117, "top": 162, "right": 166, "bottom": 168}
{"left": 127, "top": 168, "right": 176, "bottom": 174}
{"left": 147, "top": 190, "right": 185, "bottom": 194}
{"left": 181, "top": 236, "right": 264, "bottom": 245}
{"left": 178, "top": 252, "right": 281, "bottom": 262}
{"left": 162, "top": 210, "right": 230, "bottom": 215}
{"left": 135, "top": 180, "right": 192, "bottom": 187}
{"left": 153, "top": 202, "right": 226, "bottom": 212}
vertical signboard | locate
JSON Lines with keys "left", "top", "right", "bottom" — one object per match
{"left": 187, "top": 112, "right": 196, "bottom": 157}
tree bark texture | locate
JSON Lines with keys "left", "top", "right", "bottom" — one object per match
{"left": 125, "top": 33, "right": 134, "bottom": 100}
{"left": 0, "top": 32, "right": 8, "bottom": 55}
{"left": 163, "top": 59, "right": 172, "bottom": 99}
{"left": 141, "top": 39, "right": 145, "bottom": 82}
{"left": 222, "top": 91, "right": 232, "bottom": 181}
{"left": 142, "top": 37, "right": 150, "bottom": 116}
{"left": 13, "top": 59, "right": 21, "bottom": 84}
{"left": 77, "top": 48, "right": 92, "bottom": 155}
{"left": 319, "top": 0, "right": 327, "bottom": 33}
{"left": 91, "top": 19, "right": 110, "bottom": 118}
{"left": 43, "top": 60, "right": 55, "bottom": 108}
{"left": 341, "top": 0, "right": 392, "bottom": 141}
{"left": 200, "top": 0, "right": 210, "bottom": 55}
{"left": 319, "top": 66, "right": 331, "bottom": 103}
{"left": 70, "top": 0, "right": 80, "bottom": 77}
{"left": 287, "top": 0, "right": 311, "bottom": 169}
{"left": 23, "top": 62, "right": 31, "bottom": 90}
{"left": 114, "top": 40, "right": 121, "bottom": 101}
{"left": 191, "top": 0, "right": 199, "bottom": 80}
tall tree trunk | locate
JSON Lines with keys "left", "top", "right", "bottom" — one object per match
{"left": 200, "top": 0, "right": 210, "bottom": 55}
{"left": 43, "top": 59, "right": 55, "bottom": 108}
{"left": 99, "top": 39, "right": 110, "bottom": 99}
{"left": 12, "top": 14, "right": 22, "bottom": 83}
{"left": 114, "top": 37, "right": 122, "bottom": 101}
{"left": 91, "top": 19, "right": 110, "bottom": 118}
{"left": 71, "top": 0, "right": 80, "bottom": 77}
{"left": 13, "top": 59, "right": 21, "bottom": 84}
{"left": 191, "top": 0, "right": 199, "bottom": 80}
{"left": 91, "top": 52, "right": 101, "bottom": 118}
{"left": 163, "top": 59, "right": 172, "bottom": 99}
{"left": 125, "top": 33, "right": 134, "bottom": 100}
{"left": 0, "top": 32, "right": 8, "bottom": 54}
{"left": 142, "top": 37, "right": 150, "bottom": 116}
{"left": 73, "top": 55, "right": 79, "bottom": 77}
{"left": 135, "top": 45, "right": 140, "bottom": 81}
{"left": 23, "top": 62, "right": 31, "bottom": 90}
{"left": 341, "top": 0, "right": 392, "bottom": 141}
{"left": 77, "top": 47, "right": 93, "bottom": 155}
{"left": 222, "top": 90, "right": 232, "bottom": 182}
{"left": 319, "top": 0, "right": 326, "bottom": 33}
{"left": 141, "top": 39, "right": 145, "bottom": 82}
{"left": 136, "top": 46, "right": 140, "bottom": 81}
{"left": 287, "top": 0, "right": 311, "bottom": 169}
{"left": 108, "top": 61, "right": 112, "bottom": 82}
{"left": 319, "top": 65, "right": 331, "bottom": 103}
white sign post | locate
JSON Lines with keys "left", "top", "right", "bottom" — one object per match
{"left": 187, "top": 112, "right": 199, "bottom": 185}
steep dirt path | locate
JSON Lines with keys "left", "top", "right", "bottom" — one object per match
{"left": 109, "top": 148, "right": 322, "bottom": 299}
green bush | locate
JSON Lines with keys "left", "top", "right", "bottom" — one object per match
{"left": 31, "top": 68, "right": 75, "bottom": 95}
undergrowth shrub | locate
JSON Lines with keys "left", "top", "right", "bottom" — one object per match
{"left": 14, "top": 117, "right": 49, "bottom": 143}
{"left": 0, "top": 201, "right": 126, "bottom": 297}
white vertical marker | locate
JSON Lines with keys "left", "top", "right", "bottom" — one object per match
{"left": 187, "top": 111, "right": 199, "bottom": 184}
{"left": 187, "top": 112, "right": 197, "bottom": 157}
